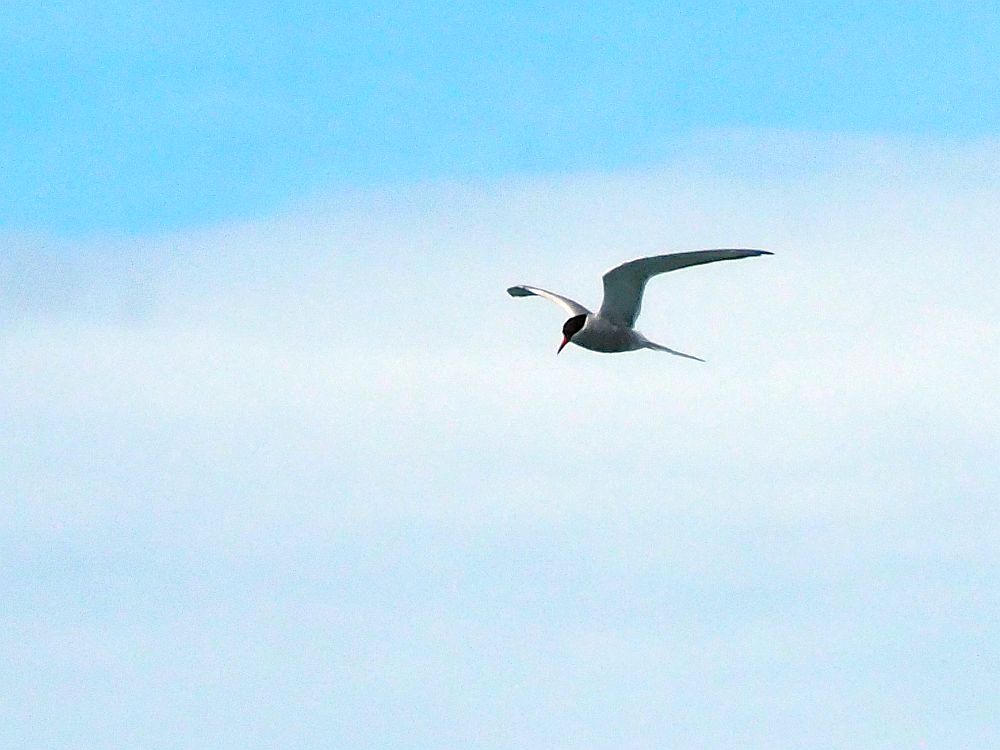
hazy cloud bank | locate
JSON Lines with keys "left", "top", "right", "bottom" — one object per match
{"left": 3, "top": 131, "right": 999, "bottom": 748}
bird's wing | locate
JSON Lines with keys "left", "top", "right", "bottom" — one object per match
{"left": 507, "top": 285, "right": 591, "bottom": 316}
{"left": 598, "top": 249, "right": 772, "bottom": 326}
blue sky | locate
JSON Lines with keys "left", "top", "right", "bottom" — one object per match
{"left": 4, "top": 1, "right": 1000, "bottom": 233}
{"left": 3, "top": 4, "right": 1000, "bottom": 750}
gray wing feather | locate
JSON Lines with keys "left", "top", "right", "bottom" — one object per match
{"left": 507, "top": 285, "right": 591, "bottom": 316}
{"left": 599, "top": 249, "right": 772, "bottom": 326}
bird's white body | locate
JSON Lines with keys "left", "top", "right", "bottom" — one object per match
{"left": 571, "top": 315, "right": 649, "bottom": 353}
{"left": 508, "top": 248, "right": 772, "bottom": 359}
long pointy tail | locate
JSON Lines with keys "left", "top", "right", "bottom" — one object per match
{"left": 643, "top": 340, "right": 705, "bottom": 362}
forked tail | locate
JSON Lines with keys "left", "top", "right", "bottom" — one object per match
{"left": 643, "top": 340, "right": 705, "bottom": 362}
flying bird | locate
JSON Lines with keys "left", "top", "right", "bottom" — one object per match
{"left": 507, "top": 248, "right": 772, "bottom": 360}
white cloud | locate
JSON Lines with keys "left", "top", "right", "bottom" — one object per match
{"left": 3, "top": 131, "right": 999, "bottom": 749}
{"left": 4, "top": 133, "right": 997, "bottom": 526}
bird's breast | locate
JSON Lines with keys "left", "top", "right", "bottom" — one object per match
{"left": 572, "top": 316, "right": 644, "bottom": 353}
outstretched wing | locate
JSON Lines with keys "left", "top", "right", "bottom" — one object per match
{"left": 599, "top": 249, "right": 772, "bottom": 327}
{"left": 507, "top": 285, "right": 591, "bottom": 316}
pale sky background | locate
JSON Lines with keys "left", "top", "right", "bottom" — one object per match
{"left": 3, "top": 3, "right": 1000, "bottom": 749}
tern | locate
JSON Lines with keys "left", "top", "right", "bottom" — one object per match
{"left": 507, "top": 248, "right": 772, "bottom": 359}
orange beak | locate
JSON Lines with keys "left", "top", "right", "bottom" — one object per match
{"left": 557, "top": 335, "right": 570, "bottom": 354}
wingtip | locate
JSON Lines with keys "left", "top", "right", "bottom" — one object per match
{"left": 507, "top": 286, "right": 531, "bottom": 297}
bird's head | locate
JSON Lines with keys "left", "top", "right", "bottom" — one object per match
{"left": 558, "top": 314, "right": 587, "bottom": 354}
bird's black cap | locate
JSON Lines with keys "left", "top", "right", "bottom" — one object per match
{"left": 562, "top": 314, "right": 587, "bottom": 339}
